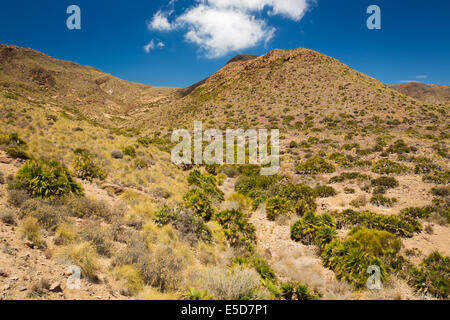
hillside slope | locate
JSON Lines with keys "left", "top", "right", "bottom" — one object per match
{"left": 389, "top": 82, "right": 450, "bottom": 105}
{"left": 129, "top": 48, "right": 448, "bottom": 138}
{"left": 0, "top": 44, "right": 177, "bottom": 126}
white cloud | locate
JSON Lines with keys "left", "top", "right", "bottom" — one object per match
{"left": 149, "top": 10, "right": 174, "bottom": 31}
{"left": 178, "top": 5, "right": 275, "bottom": 58}
{"left": 416, "top": 75, "right": 428, "bottom": 79}
{"left": 144, "top": 40, "right": 165, "bottom": 53}
{"left": 148, "top": 0, "right": 313, "bottom": 58}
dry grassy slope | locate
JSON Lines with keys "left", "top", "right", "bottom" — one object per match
{"left": 131, "top": 47, "right": 448, "bottom": 135}
{"left": 0, "top": 44, "right": 178, "bottom": 126}
{"left": 389, "top": 82, "right": 450, "bottom": 105}
{"left": 0, "top": 94, "right": 188, "bottom": 203}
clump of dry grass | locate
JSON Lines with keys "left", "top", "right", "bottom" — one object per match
{"left": 54, "top": 222, "right": 78, "bottom": 245}
{"left": 112, "top": 265, "right": 144, "bottom": 296}
{"left": 53, "top": 242, "right": 100, "bottom": 281}
{"left": 28, "top": 278, "right": 50, "bottom": 298}
{"left": 113, "top": 233, "right": 186, "bottom": 293}
{"left": 0, "top": 208, "right": 16, "bottom": 225}
{"left": 350, "top": 194, "right": 367, "bottom": 208}
{"left": 20, "top": 217, "right": 46, "bottom": 248}
{"left": 191, "top": 266, "right": 269, "bottom": 300}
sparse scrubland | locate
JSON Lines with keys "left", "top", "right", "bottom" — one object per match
{"left": 0, "top": 44, "right": 448, "bottom": 300}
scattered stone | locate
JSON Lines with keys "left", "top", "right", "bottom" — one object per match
{"left": 0, "top": 270, "right": 9, "bottom": 277}
{"left": 25, "top": 241, "right": 35, "bottom": 249}
{"left": 49, "top": 282, "right": 63, "bottom": 293}
{"left": 110, "top": 149, "right": 124, "bottom": 159}
{"left": 101, "top": 183, "right": 124, "bottom": 195}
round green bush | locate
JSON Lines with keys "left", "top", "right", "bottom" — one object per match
{"left": 183, "top": 189, "right": 214, "bottom": 221}
{"left": 296, "top": 157, "right": 336, "bottom": 175}
{"left": 266, "top": 196, "right": 292, "bottom": 221}
{"left": 13, "top": 160, "right": 83, "bottom": 198}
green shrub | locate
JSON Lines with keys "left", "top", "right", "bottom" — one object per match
{"left": 185, "top": 288, "right": 214, "bottom": 300}
{"left": 12, "top": 160, "right": 83, "bottom": 198}
{"left": 408, "top": 252, "right": 449, "bottom": 299}
{"left": 414, "top": 158, "right": 439, "bottom": 174}
{"left": 280, "top": 282, "right": 319, "bottom": 300}
{"left": 400, "top": 206, "right": 449, "bottom": 224}
{"left": 296, "top": 157, "right": 336, "bottom": 175}
{"left": 328, "top": 172, "right": 370, "bottom": 184}
{"left": 344, "top": 187, "right": 355, "bottom": 194}
{"left": 371, "top": 176, "right": 399, "bottom": 189}
{"left": 72, "top": 154, "right": 106, "bottom": 181}
{"left": 314, "top": 185, "right": 337, "bottom": 198}
{"left": 423, "top": 170, "right": 450, "bottom": 184}
{"left": 334, "top": 209, "right": 422, "bottom": 237}
{"left": 120, "top": 146, "right": 137, "bottom": 158}
{"left": 205, "top": 164, "right": 219, "bottom": 175}
{"left": 431, "top": 187, "right": 449, "bottom": 197}
{"left": 187, "top": 170, "right": 224, "bottom": 201}
{"left": 347, "top": 228, "right": 402, "bottom": 257}
{"left": 266, "top": 196, "right": 292, "bottom": 221}
{"left": 235, "top": 173, "right": 280, "bottom": 199}
{"left": 137, "top": 137, "right": 152, "bottom": 147}
{"left": 5, "top": 147, "right": 31, "bottom": 160}
{"left": 253, "top": 258, "right": 276, "bottom": 281}
{"left": 295, "top": 197, "right": 318, "bottom": 217}
{"left": 214, "top": 209, "right": 256, "bottom": 250}
{"left": 370, "top": 195, "right": 398, "bottom": 208}
{"left": 291, "top": 212, "right": 336, "bottom": 247}
{"left": 371, "top": 159, "right": 408, "bottom": 175}
{"left": 183, "top": 189, "right": 215, "bottom": 221}
{"left": 329, "top": 153, "right": 353, "bottom": 168}
{"left": 322, "top": 239, "right": 388, "bottom": 289}
{"left": 387, "top": 140, "right": 411, "bottom": 154}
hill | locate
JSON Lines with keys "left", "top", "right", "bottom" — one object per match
{"left": 0, "top": 44, "right": 177, "bottom": 127}
{"left": 389, "top": 82, "right": 450, "bottom": 105}
{"left": 129, "top": 48, "right": 448, "bottom": 139}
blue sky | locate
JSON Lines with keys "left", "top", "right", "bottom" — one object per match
{"left": 0, "top": 0, "right": 449, "bottom": 87}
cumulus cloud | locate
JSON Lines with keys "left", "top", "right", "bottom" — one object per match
{"left": 178, "top": 4, "right": 276, "bottom": 58}
{"left": 148, "top": 0, "right": 313, "bottom": 58}
{"left": 149, "top": 10, "right": 174, "bottom": 31}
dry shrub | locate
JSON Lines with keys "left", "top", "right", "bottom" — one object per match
{"left": 20, "top": 217, "right": 45, "bottom": 248}
{"left": 54, "top": 242, "right": 100, "bottom": 281}
{"left": 81, "top": 221, "right": 115, "bottom": 257}
{"left": 112, "top": 265, "right": 144, "bottom": 296}
{"left": 20, "top": 198, "right": 66, "bottom": 230}
{"left": 28, "top": 278, "right": 50, "bottom": 298}
{"left": 62, "top": 195, "right": 122, "bottom": 222}
{"left": 271, "top": 246, "right": 354, "bottom": 300}
{"left": 350, "top": 194, "right": 367, "bottom": 208}
{"left": 54, "top": 222, "right": 78, "bottom": 245}
{"left": 0, "top": 208, "right": 16, "bottom": 225}
{"left": 114, "top": 233, "right": 186, "bottom": 292}
{"left": 193, "top": 266, "right": 269, "bottom": 300}
{"left": 7, "top": 189, "right": 30, "bottom": 207}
